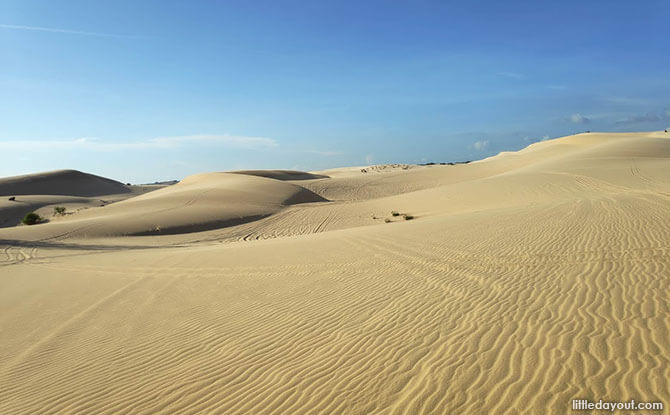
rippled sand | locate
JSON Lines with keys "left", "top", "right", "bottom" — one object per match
{"left": 1, "top": 131, "right": 669, "bottom": 414}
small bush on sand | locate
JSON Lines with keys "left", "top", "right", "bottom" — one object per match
{"left": 54, "top": 206, "right": 66, "bottom": 215}
{"left": 391, "top": 211, "right": 400, "bottom": 217}
{"left": 403, "top": 214, "right": 414, "bottom": 220}
{"left": 22, "top": 212, "right": 42, "bottom": 225}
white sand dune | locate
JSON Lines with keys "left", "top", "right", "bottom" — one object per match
{"left": 0, "top": 131, "right": 669, "bottom": 414}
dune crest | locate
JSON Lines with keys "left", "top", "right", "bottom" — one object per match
{"left": 0, "top": 169, "right": 130, "bottom": 197}
{"left": 0, "top": 172, "right": 328, "bottom": 238}
{"left": 231, "top": 170, "right": 329, "bottom": 181}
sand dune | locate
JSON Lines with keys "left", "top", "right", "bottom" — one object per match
{"left": 0, "top": 172, "right": 327, "bottom": 240}
{"left": 0, "top": 195, "right": 96, "bottom": 229}
{"left": 232, "top": 170, "right": 329, "bottom": 181}
{"left": 0, "top": 131, "right": 669, "bottom": 414}
{"left": 0, "top": 169, "right": 130, "bottom": 197}
{"left": 0, "top": 170, "right": 161, "bottom": 230}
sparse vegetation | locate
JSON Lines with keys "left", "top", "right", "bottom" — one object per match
{"left": 53, "top": 206, "right": 66, "bottom": 216}
{"left": 384, "top": 218, "right": 391, "bottom": 223}
{"left": 389, "top": 211, "right": 414, "bottom": 220}
{"left": 8, "top": 196, "right": 15, "bottom": 201}
{"left": 22, "top": 212, "right": 42, "bottom": 225}
{"left": 419, "top": 160, "right": 471, "bottom": 166}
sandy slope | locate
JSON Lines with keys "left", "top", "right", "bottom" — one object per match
{"left": 0, "top": 169, "right": 131, "bottom": 197}
{"left": 0, "top": 131, "right": 669, "bottom": 414}
{"left": 0, "top": 172, "right": 326, "bottom": 240}
{"left": 230, "top": 170, "right": 329, "bottom": 181}
{"left": 0, "top": 170, "right": 165, "bottom": 229}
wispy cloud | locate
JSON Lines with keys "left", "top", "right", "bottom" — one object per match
{"left": 0, "top": 134, "right": 278, "bottom": 151}
{"left": 599, "top": 96, "right": 653, "bottom": 106}
{"left": 523, "top": 135, "right": 550, "bottom": 142}
{"left": 304, "top": 149, "right": 341, "bottom": 156}
{"left": 497, "top": 72, "right": 525, "bottom": 80}
{"left": 149, "top": 135, "right": 278, "bottom": 149}
{"left": 614, "top": 112, "right": 663, "bottom": 125}
{"left": 0, "top": 23, "right": 140, "bottom": 39}
{"left": 568, "top": 113, "right": 590, "bottom": 124}
{"left": 472, "top": 140, "right": 489, "bottom": 151}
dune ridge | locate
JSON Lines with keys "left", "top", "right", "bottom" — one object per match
{"left": 0, "top": 169, "right": 130, "bottom": 197}
{"left": 0, "top": 131, "right": 669, "bottom": 414}
{"left": 231, "top": 170, "right": 329, "bottom": 181}
{"left": 0, "top": 172, "right": 328, "bottom": 239}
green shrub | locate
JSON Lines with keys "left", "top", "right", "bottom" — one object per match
{"left": 22, "top": 212, "right": 42, "bottom": 225}
{"left": 53, "top": 206, "right": 66, "bottom": 215}
{"left": 391, "top": 211, "right": 400, "bottom": 217}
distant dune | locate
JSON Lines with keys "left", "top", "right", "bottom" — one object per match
{"left": 0, "top": 131, "right": 669, "bottom": 414}
{"left": 0, "top": 170, "right": 156, "bottom": 229}
{"left": 0, "top": 171, "right": 327, "bottom": 238}
{"left": 0, "top": 169, "right": 130, "bottom": 197}
{"left": 232, "top": 169, "right": 329, "bottom": 181}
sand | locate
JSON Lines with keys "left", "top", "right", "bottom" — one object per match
{"left": 0, "top": 131, "right": 668, "bottom": 414}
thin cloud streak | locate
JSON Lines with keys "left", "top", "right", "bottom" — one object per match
{"left": 472, "top": 140, "right": 489, "bottom": 151}
{"left": 0, "top": 23, "right": 141, "bottom": 39}
{"left": 0, "top": 134, "right": 279, "bottom": 151}
{"left": 599, "top": 96, "right": 654, "bottom": 107}
{"left": 304, "top": 149, "right": 342, "bottom": 156}
{"left": 568, "top": 113, "right": 590, "bottom": 124}
{"left": 497, "top": 72, "right": 525, "bottom": 80}
{"left": 614, "top": 113, "right": 662, "bottom": 125}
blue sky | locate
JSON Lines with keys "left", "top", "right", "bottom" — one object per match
{"left": 1, "top": 0, "right": 669, "bottom": 183}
